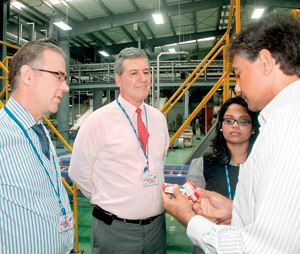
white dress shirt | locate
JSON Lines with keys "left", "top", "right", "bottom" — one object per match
{"left": 69, "top": 95, "right": 169, "bottom": 219}
{"left": 187, "top": 79, "right": 300, "bottom": 253}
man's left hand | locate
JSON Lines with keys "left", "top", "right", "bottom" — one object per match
{"left": 161, "top": 184, "right": 196, "bottom": 226}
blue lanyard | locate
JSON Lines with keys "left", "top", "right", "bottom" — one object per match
{"left": 4, "top": 106, "right": 66, "bottom": 215}
{"left": 225, "top": 165, "right": 233, "bottom": 200}
{"left": 116, "top": 98, "right": 149, "bottom": 172}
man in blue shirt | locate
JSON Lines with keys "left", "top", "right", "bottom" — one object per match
{"left": 0, "top": 41, "right": 74, "bottom": 253}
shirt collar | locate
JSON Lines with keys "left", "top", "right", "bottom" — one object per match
{"left": 117, "top": 95, "right": 145, "bottom": 118}
{"left": 5, "top": 97, "right": 41, "bottom": 130}
{"left": 259, "top": 79, "right": 300, "bottom": 126}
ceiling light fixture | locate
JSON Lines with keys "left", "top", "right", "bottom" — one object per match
{"left": 197, "top": 37, "right": 215, "bottom": 42}
{"left": 99, "top": 51, "right": 109, "bottom": 57}
{"left": 54, "top": 4, "right": 72, "bottom": 30}
{"left": 152, "top": 13, "right": 164, "bottom": 25}
{"left": 152, "top": 0, "right": 164, "bottom": 24}
{"left": 54, "top": 21, "right": 72, "bottom": 30}
{"left": 11, "top": 1, "right": 26, "bottom": 10}
{"left": 252, "top": 8, "right": 265, "bottom": 19}
{"left": 179, "top": 40, "right": 196, "bottom": 45}
{"left": 48, "top": 0, "right": 61, "bottom": 4}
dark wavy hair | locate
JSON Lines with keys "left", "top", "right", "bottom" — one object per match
{"left": 227, "top": 14, "right": 300, "bottom": 77}
{"left": 209, "top": 96, "right": 259, "bottom": 165}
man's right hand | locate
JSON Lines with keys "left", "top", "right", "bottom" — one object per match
{"left": 192, "top": 188, "right": 233, "bottom": 224}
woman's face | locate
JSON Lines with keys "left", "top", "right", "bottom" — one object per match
{"left": 221, "top": 103, "right": 253, "bottom": 146}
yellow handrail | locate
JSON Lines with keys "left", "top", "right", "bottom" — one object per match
{"left": 164, "top": 45, "right": 226, "bottom": 117}
{"left": 160, "top": 33, "right": 227, "bottom": 113}
{"left": 169, "top": 70, "right": 230, "bottom": 146}
{"left": 290, "top": 9, "right": 300, "bottom": 19}
{"left": 0, "top": 40, "right": 80, "bottom": 252}
{"left": 164, "top": 0, "right": 238, "bottom": 147}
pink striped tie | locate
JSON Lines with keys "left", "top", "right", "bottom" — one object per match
{"left": 136, "top": 108, "right": 149, "bottom": 153}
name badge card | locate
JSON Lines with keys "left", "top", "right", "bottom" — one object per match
{"left": 142, "top": 172, "right": 159, "bottom": 187}
{"left": 58, "top": 211, "right": 74, "bottom": 233}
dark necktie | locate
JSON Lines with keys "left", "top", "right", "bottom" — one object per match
{"left": 136, "top": 108, "right": 149, "bottom": 153}
{"left": 32, "top": 124, "right": 50, "bottom": 160}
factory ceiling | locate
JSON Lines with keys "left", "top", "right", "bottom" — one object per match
{"left": 4, "top": 0, "right": 300, "bottom": 63}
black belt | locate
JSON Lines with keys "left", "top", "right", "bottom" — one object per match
{"left": 92, "top": 205, "right": 161, "bottom": 226}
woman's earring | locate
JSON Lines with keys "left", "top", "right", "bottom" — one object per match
{"left": 220, "top": 129, "right": 223, "bottom": 132}
{"left": 252, "top": 131, "right": 255, "bottom": 134}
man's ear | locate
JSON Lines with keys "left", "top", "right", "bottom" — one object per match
{"left": 19, "top": 65, "right": 34, "bottom": 86}
{"left": 115, "top": 73, "right": 121, "bottom": 88}
{"left": 258, "top": 49, "right": 275, "bottom": 76}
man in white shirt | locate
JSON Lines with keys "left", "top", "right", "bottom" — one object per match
{"left": 162, "top": 14, "right": 300, "bottom": 253}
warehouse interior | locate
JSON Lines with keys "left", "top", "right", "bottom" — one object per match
{"left": 1, "top": 0, "right": 299, "bottom": 253}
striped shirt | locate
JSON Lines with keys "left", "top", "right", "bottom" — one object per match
{"left": 0, "top": 98, "right": 74, "bottom": 253}
{"left": 187, "top": 79, "right": 300, "bottom": 253}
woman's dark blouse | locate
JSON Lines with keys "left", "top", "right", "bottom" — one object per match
{"left": 203, "top": 155, "right": 239, "bottom": 198}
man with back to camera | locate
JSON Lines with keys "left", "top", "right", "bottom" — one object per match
{"left": 0, "top": 41, "right": 74, "bottom": 253}
{"left": 162, "top": 14, "right": 300, "bottom": 253}
{"left": 69, "top": 47, "right": 169, "bottom": 254}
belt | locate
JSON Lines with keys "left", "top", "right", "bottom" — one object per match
{"left": 92, "top": 205, "right": 161, "bottom": 226}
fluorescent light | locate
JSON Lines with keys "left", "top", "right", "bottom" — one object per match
{"left": 11, "top": 1, "right": 26, "bottom": 10}
{"left": 165, "top": 43, "right": 177, "bottom": 47}
{"left": 152, "top": 13, "right": 164, "bottom": 24}
{"left": 99, "top": 51, "right": 109, "bottom": 57}
{"left": 168, "top": 48, "right": 176, "bottom": 53}
{"left": 197, "top": 37, "right": 215, "bottom": 42}
{"left": 179, "top": 40, "right": 196, "bottom": 45}
{"left": 49, "top": 0, "right": 61, "bottom": 4}
{"left": 54, "top": 21, "right": 72, "bottom": 31}
{"left": 252, "top": 8, "right": 265, "bottom": 19}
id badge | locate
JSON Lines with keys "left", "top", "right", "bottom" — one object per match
{"left": 58, "top": 211, "right": 74, "bottom": 233}
{"left": 142, "top": 172, "right": 159, "bottom": 187}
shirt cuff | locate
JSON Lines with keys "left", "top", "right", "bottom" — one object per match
{"left": 187, "top": 215, "right": 215, "bottom": 246}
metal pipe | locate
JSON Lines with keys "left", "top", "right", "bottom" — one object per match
{"left": 6, "top": 32, "right": 28, "bottom": 46}
{"left": 26, "top": 22, "right": 36, "bottom": 41}
{"left": 151, "top": 66, "right": 154, "bottom": 106}
{"left": 156, "top": 51, "right": 189, "bottom": 108}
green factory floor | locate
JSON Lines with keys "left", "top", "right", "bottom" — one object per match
{"left": 57, "top": 134, "right": 203, "bottom": 254}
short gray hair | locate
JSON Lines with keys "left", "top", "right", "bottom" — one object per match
{"left": 9, "top": 41, "right": 65, "bottom": 92}
{"left": 114, "top": 47, "right": 150, "bottom": 75}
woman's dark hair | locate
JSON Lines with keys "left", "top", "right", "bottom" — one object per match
{"left": 209, "top": 96, "right": 259, "bottom": 165}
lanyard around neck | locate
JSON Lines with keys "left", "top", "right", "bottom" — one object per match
{"left": 225, "top": 164, "right": 233, "bottom": 200}
{"left": 4, "top": 106, "right": 66, "bottom": 215}
{"left": 116, "top": 98, "right": 149, "bottom": 171}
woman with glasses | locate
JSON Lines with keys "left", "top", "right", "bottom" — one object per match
{"left": 186, "top": 96, "right": 259, "bottom": 254}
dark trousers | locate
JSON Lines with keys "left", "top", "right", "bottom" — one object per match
{"left": 91, "top": 212, "right": 166, "bottom": 254}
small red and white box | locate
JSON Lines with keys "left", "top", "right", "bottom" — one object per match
{"left": 182, "top": 180, "right": 200, "bottom": 202}
{"left": 162, "top": 183, "right": 186, "bottom": 195}
{"left": 162, "top": 180, "right": 200, "bottom": 202}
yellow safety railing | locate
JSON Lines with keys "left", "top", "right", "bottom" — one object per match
{"left": 290, "top": 9, "right": 300, "bottom": 19}
{"left": 0, "top": 40, "right": 80, "bottom": 253}
{"left": 0, "top": 56, "right": 11, "bottom": 102}
{"left": 163, "top": 0, "right": 240, "bottom": 147}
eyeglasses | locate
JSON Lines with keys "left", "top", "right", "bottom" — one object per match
{"left": 32, "top": 68, "right": 68, "bottom": 83}
{"left": 223, "top": 118, "right": 252, "bottom": 126}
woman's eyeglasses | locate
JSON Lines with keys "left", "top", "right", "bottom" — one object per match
{"left": 223, "top": 118, "right": 252, "bottom": 126}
